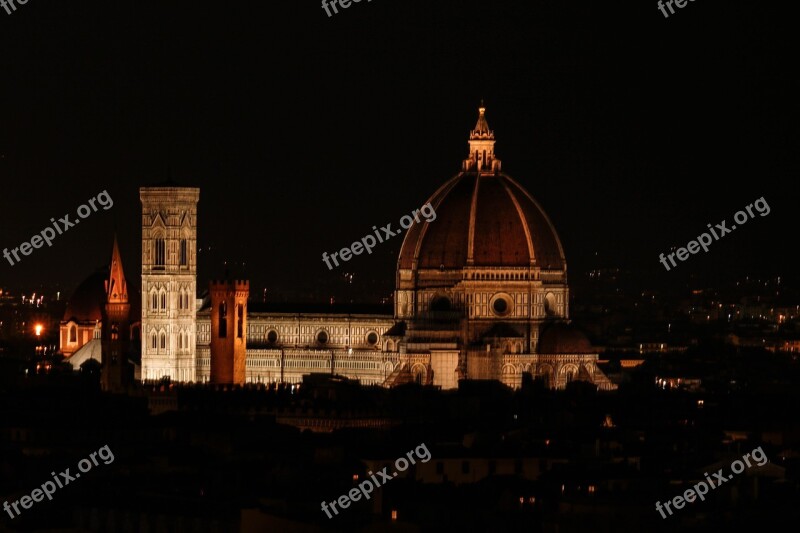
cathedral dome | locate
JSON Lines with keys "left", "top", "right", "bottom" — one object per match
{"left": 63, "top": 268, "right": 108, "bottom": 323}
{"left": 398, "top": 172, "right": 566, "bottom": 270}
{"left": 398, "top": 105, "right": 565, "bottom": 272}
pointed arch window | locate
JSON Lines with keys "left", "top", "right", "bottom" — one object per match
{"left": 180, "top": 239, "right": 188, "bottom": 266}
{"left": 237, "top": 304, "right": 244, "bottom": 338}
{"left": 160, "top": 332, "right": 166, "bottom": 350}
{"left": 69, "top": 325, "right": 77, "bottom": 343}
{"left": 154, "top": 238, "right": 166, "bottom": 267}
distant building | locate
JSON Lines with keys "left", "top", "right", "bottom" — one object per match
{"left": 60, "top": 269, "right": 106, "bottom": 358}
{"left": 769, "top": 339, "right": 800, "bottom": 353}
{"left": 60, "top": 237, "right": 141, "bottom": 387}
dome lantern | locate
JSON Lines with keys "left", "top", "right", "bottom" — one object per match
{"left": 463, "top": 102, "right": 501, "bottom": 173}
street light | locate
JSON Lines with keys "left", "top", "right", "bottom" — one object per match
{"left": 34, "top": 324, "right": 43, "bottom": 356}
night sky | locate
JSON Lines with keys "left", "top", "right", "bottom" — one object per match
{"left": 0, "top": 0, "right": 795, "bottom": 302}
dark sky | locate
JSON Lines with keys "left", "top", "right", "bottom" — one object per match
{"left": 0, "top": 0, "right": 796, "bottom": 302}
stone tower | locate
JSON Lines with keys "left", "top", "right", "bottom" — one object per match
{"left": 102, "top": 236, "right": 131, "bottom": 391}
{"left": 140, "top": 186, "right": 200, "bottom": 382}
{"left": 209, "top": 279, "right": 249, "bottom": 385}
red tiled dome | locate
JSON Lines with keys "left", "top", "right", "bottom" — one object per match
{"left": 398, "top": 172, "right": 565, "bottom": 270}
{"left": 63, "top": 268, "right": 108, "bottom": 323}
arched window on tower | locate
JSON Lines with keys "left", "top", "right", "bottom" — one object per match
{"left": 152, "top": 292, "right": 158, "bottom": 310}
{"left": 218, "top": 302, "right": 227, "bottom": 338}
{"left": 237, "top": 304, "right": 244, "bottom": 338}
{"left": 161, "top": 292, "right": 166, "bottom": 310}
{"left": 69, "top": 325, "right": 77, "bottom": 343}
{"left": 154, "top": 238, "right": 166, "bottom": 268}
{"left": 180, "top": 239, "right": 188, "bottom": 266}
{"left": 151, "top": 333, "right": 157, "bottom": 350}
{"left": 160, "top": 332, "right": 166, "bottom": 350}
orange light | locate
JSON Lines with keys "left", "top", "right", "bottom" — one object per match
{"left": 391, "top": 510, "right": 398, "bottom": 521}
{"left": 34, "top": 324, "right": 43, "bottom": 336}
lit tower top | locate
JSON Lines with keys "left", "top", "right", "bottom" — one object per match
{"left": 105, "top": 235, "right": 128, "bottom": 304}
{"left": 463, "top": 102, "right": 501, "bottom": 173}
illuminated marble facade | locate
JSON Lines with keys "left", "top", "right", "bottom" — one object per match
{"left": 140, "top": 107, "right": 615, "bottom": 391}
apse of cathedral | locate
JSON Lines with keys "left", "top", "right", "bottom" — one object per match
{"left": 62, "top": 105, "right": 614, "bottom": 391}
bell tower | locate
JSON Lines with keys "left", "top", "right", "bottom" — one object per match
{"left": 209, "top": 279, "right": 249, "bottom": 385}
{"left": 101, "top": 236, "right": 131, "bottom": 391}
{"left": 140, "top": 186, "right": 200, "bottom": 382}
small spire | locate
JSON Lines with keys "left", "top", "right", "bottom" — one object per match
{"left": 472, "top": 102, "right": 493, "bottom": 139}
{"left": 106, "top": 235, "right": 128, "bottom": 304}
